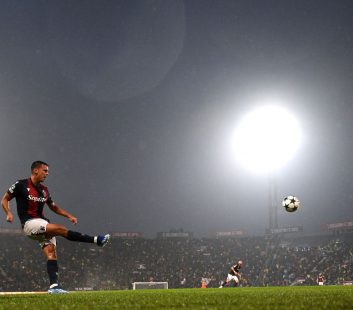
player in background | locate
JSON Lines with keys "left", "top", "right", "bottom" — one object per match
{"left": 1, "top": 161, "right": 111, "bottom": 294}
{"left": 317, "top": 274, "right": 325, "bottom": 286}
{"left": 220, "top": 260, "right": 243, "bottom": 287}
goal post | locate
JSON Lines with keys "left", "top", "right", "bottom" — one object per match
{"left": 132, "top": 282, "right": 168, "bottom": 290}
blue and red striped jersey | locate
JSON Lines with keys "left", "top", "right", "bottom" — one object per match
{"left": 7, "top": 178, "right": 54, "bottom": 226}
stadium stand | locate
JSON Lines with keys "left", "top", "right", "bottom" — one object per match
{"left": 0, "top": 232, "right": 352, "bottom": 291}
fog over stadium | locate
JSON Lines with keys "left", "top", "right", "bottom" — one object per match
{"left": 1, "top": 0, "right": 353, "bottom": 237}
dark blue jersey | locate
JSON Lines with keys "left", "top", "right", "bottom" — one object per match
{"left": 7, "top": 178, "right": 54, "bottom": 226}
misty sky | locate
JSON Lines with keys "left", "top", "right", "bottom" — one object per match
{"left": 1, "top": 0, "right": 353, "bottom": 237}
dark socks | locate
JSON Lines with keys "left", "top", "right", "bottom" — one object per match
{"left": 66, "top": 230, "right": 94, "bottom": 243}
{"left": 47, "top": 260, "right": 58, "bottom": 285}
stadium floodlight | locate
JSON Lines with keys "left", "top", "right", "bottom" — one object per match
{"left": 232, "top": 105, "right": 301, "bottom": 174}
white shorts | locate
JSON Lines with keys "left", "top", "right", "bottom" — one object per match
{"left": 227, "top": 274, "right": 239, "bottom": 283}
{"left": 23, "top": 218, "right": 56, "bottom": 248}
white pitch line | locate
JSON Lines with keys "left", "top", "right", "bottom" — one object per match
{"left": 0, "top": 291, "right": 47, "bottom": 295}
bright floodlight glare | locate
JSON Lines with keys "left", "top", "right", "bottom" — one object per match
{"left": 233, "top": 105, "right": 301, "bottom": 173}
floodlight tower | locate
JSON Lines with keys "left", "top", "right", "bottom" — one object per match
{"left": 232, "top": 104, "right": 301, "bottom": 232}
{"left": 268, "top": 172, "right": 278, "bottom": 231}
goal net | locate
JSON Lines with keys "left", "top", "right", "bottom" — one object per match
{"left": 132, "top": 282, "right": 168, "bottom": 290}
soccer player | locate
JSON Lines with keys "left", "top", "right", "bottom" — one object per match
{"left": 1, "top": 161, "right": 111, "bottom": 294}
{"left": 220, "top": 260, "right": 243, "bottom": 287}
{"left": 317, "top": 274, "right": 325, "bottom": 286}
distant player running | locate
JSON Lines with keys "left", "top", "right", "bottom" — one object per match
{"left": 1, "top": 161, "right": 110, "bottom": 294}
{"left": 220, "top": 260, "right": 243, "bottom": 287}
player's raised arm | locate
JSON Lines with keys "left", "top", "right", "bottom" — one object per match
{"left": 1, "top": 192, "right": 14, "bottom": 223}
{"left": 48, "top": 202, "right": 78, "bottom": 225}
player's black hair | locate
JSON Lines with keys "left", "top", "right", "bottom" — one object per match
{"left": 31, "top": 160, "right": 49, "bottom": 172}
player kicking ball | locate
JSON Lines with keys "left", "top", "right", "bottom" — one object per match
{"left": 1, "top": 161, "right": 111, "bottom": 294}
{"left": 220, "top": 260, "right": 243, "bottom": 288}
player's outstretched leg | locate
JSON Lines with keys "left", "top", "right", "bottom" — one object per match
{"left": 45, "top": 224, "right": 111, "bottom": 247}
{"left": 65, "top": 230, "right": 111, "bottom": 247}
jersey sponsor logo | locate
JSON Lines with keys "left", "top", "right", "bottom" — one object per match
{"left": 28, "top": 195, "right": 47, "bottom": 203}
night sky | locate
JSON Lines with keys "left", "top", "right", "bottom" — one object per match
{"left": 1, "top": 0, "right": 353, "bottom": 237}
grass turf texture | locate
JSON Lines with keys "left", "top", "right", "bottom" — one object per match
{"left": 1, "top": 286, "right": 353, "bottom": 309}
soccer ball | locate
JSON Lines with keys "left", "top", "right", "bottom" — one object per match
{"left": 282, "top": 195, "right": 300, "bottom": 212}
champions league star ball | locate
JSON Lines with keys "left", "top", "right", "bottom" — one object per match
{"left": 282, "top": 195, "right": 300, "bottom": 212}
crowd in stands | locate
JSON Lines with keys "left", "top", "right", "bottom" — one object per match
{"left": 0, "top": 231, "right": 352, "bottom": 291}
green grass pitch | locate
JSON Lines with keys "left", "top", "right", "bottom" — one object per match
{"left": 1, "top": 286, "right": 353, "bottom": 309}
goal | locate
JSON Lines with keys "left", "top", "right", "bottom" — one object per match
{"left": 132, "top": 282, "right": 168, "bottom": 290}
